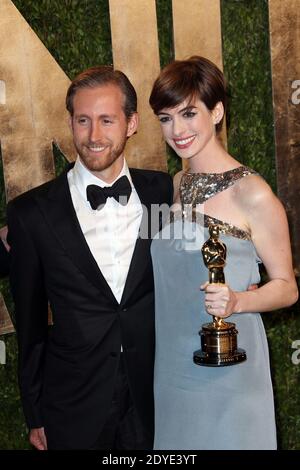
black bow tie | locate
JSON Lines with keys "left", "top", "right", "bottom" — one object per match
{"left": 86, "top": 175, "right": 132, "bottom": 210}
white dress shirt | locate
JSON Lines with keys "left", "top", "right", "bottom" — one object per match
{"left": 68, "top": 157, "right": 143, "bottom": 303}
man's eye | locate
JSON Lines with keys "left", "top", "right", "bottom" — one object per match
{"left": 78, "top": 118, "right": 88, "bottom": 125}
{"left": 103, "top": 119, "right": 113, "bottom": 124}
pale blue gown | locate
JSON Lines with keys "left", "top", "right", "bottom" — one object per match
{"left": 151, "top": 167, "right": 277, "bottom": 450}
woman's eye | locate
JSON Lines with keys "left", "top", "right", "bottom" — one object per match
{"left": 159, "top": 116, "right": 170, "bottom": 123}
{"left": 183, "top": 111, "right": 196, "bottom": 118}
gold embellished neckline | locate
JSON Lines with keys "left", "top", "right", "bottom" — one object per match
{"left": 178, "top": 165, "right": 257, "bottom": 241}
{"left": 184, "top": 165, "right": 245, "bottom": 176}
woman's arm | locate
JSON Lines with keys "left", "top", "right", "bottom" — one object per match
{"left": 173, "top": 170, "right": 184, "bottom": 203}
{"left": 203, "top": 176, "right": 298, "bottom": 317}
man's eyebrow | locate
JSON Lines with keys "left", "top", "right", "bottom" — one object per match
{"left": 99, "top": 113, "right": 118, "bottom": 119}
{"left": 74, "top": 113, "right": 118, "bottom": 119}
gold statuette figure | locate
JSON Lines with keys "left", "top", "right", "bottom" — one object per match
{"left": 193, "top": 225, "right": 247, "bottom": 366}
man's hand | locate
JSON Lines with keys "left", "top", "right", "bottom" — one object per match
{"left": 0, "top": 226, "right": 10, "bottom": 252}
{"left": 29, "top": 427, "right": 48, "bottom": 450}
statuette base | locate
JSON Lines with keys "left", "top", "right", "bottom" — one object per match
{"left": 193, "top": 321, "right": 247, "bottom": 367}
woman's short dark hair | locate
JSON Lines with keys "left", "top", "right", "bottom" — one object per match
{"left": 66, "top": 65, "right": 137, "bottom": 119}
{"left": 149, "top": 56, "right": 226, "bottom": 133}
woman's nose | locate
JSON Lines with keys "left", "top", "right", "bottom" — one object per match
{"left": 172, "top": 118, "right": 185, "bottom": 136}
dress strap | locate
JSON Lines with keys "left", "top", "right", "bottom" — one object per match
{"left": 180, "top": 166, "right": 257, "bottom": 205}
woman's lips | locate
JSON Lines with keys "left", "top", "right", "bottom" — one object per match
{"left": 173, "top": 135, "right": 196, "bottom": 149}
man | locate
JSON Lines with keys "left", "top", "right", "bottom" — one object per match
{"left": 0, "top": 226, "right": 9, "bottom": 277}
{"left": 7, "top": 66, "right": 173, "bottom": 450}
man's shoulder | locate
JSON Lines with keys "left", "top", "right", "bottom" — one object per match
{"left": 7, "top": 169, "right": 67, "bottom": 212}
{"left": 129, "top": 168, "right": 173, "bottom": 205}
{"left": 130, "top": 167, "right": 172, "bottom": 183}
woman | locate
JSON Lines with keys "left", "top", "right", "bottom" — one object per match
{"left": 149, "top": 56, "right": 298, "bottom": 450}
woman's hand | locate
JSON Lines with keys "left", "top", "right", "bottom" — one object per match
{"left": 200, "top": 281, "right": 238, "bottom": 318}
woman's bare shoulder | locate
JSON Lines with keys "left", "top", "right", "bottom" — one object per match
{"left": 234, "top": 173, "right": 276, "bottom": 208}
{"left": 234, "top": 173, "right": 287, "bottom": 229}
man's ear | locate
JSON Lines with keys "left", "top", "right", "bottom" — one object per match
{"left": 68, "top": 116, "right": 73, "bottom": 132}
{"left": 212, "top": 102, "right": 224, "bottom": 125}
{"left": 127, "top": 112, "right": 139, "bottom": 137}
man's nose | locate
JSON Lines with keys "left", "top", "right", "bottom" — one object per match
{"left": 90, "top": 122, "right": 103, "bottom": 142}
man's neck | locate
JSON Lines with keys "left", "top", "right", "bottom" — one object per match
{"left": 81, "top": 156, "right": 125, "bottom": 184}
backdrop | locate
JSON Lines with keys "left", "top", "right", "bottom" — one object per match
{"left": 0, "top": 0, "right": 299, "bottom": 449}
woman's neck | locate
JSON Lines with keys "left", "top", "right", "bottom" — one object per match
{"left": 187, "top": 139, "right": 240, "bottom": 174}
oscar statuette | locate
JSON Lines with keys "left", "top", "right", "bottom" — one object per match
{"left": 193, "top": 225, "right": 247, "bottom": 366}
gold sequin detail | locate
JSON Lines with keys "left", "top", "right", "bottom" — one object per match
{"left": 177, "top": 166, "right": 257, "bottom": 240}
{"left": 204, "top": 214, "right": 251, "bottom": 241}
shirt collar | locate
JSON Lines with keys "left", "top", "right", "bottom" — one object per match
{"left": 72, "top": 156, "right": 133, "bottom": 202}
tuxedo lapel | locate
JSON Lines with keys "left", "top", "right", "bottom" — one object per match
{"left": 35, "top": 168, "right": 118, "bottom": 305}
{"left": 120, "top": 170, "right": 156, "bottom": 305}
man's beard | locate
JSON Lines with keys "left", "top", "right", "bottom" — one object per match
{"left": 74, "top": 137, "right": 127, "bottom": 173}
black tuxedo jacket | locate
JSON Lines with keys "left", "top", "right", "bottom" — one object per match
{"left": 7, "top": 166, "right": 173, "bottom": 449}
{"left": 0, "top": 239, "right": 9, "bottom": 277}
